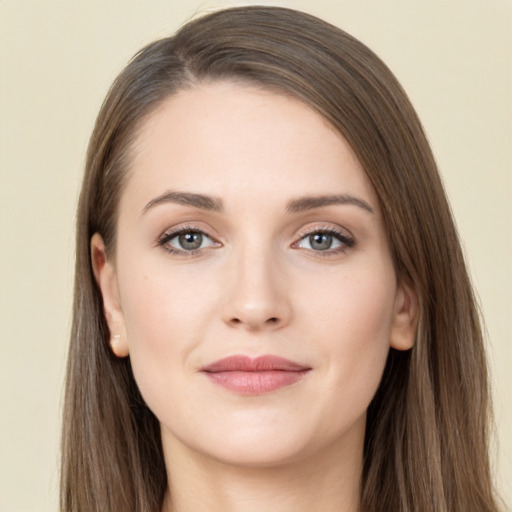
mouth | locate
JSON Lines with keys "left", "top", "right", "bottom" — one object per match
{"left": 201, "top": 355, "right": 311, "bottom": 395}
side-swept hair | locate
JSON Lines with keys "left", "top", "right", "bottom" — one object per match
{"left": 61, "top": 6, "right": 501, "bottom": 511}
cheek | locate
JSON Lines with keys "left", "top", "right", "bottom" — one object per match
{"left": 119, "top": 253, "right": 216, "bottom": 338}
{"left": 304, "top": 263, "right": 396, "bottom": 345}
{"left": 116, "top": 258, "right": 220, "bottom": 409}
{"left": 302, "top": 265, "right": 396, "bottom": 412}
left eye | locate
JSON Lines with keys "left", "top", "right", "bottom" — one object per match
{"left": 165, "top": 230, "right": 215, "bottom": 251}
{"left": 296, "top": 231, "right": 352, "bottom": 251}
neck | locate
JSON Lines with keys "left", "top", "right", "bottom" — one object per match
{"left": 161, "top": 429, "right": 363, "bottom": 512}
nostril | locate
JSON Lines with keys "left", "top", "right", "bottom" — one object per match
{"left": 267, "top": 317, "right": 278, "bottom": 323}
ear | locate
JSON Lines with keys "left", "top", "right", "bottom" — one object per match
{"left": 91, "top": 233, "right": 129, "bottom": 358}
{"left": 389, "top": 279, "right": 419, "bottom": 351}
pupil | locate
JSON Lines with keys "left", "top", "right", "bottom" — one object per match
{"left": 310, "top": 233, "right": 332, "bottom": 251}
{"left": 179, "top": 232, "right": 202, "bottom": 250}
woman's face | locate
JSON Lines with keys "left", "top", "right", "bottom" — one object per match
{"left": 94, "top": 81, "right": 416, "bottom": 468}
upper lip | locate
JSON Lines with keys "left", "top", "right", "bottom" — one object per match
{"left": 201, "top": 355, "right": 310, "bottom": 373}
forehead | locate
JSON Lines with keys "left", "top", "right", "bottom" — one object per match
{"left": 124, "top": 81, "right": 378, "bottom": 211}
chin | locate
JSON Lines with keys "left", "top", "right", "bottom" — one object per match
{"left": 167, "top": 409, "right": 364, "bottom": 471}
{"left": 202, "top": 432, "right": 315, "bottom": 469}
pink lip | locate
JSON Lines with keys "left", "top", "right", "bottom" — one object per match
{"left": 201, "top": 355, "right": 311, "bottom": 395}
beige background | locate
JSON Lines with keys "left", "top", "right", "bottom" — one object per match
{"left": 0, "top": 1, "right": 510, "bottom": 510}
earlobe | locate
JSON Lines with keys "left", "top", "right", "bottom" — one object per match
{"left": 91, "top": 233, "right": 129, "bottom": 358}
{"left": 389, "top": 279, "right": 419, "bottom": 351}
{"left": 109, "top": 332, "right": 129, "bottom": 358}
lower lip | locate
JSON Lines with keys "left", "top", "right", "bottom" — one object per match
{"left": 204, "top": 370, "right": 309, "bottom": 395}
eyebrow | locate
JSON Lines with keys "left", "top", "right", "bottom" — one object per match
{"left": 286, "top": 194, "right": 374, "bottom": 214}
{"left": 142, "top": 190, "right": 373, "bottom": 216}
{"left": 142, "top": 191, "right": 223, "bottom": 214}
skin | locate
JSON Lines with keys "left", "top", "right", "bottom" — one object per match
{"left": 92, "top": 81, "right": 418, "bottom": 512}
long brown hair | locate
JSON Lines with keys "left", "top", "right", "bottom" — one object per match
{"left": 61, "top": 6, "right": 502, "bottom": 511}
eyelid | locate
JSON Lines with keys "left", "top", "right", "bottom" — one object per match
{"left": 156, "top": 224, "right": 221, "bottom": 255}
{"left": 292, "top": 224, "right": 356, "bottom": 253}
{"left": 155, "top": 222, "right": 355, "bottom": 257}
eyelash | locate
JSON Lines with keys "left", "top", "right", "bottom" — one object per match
{"left": 157, "top": 225, "right": 218, "bottom": 258}
{"left": 156, "top": 225, "right": 356, "bottom": 257}
{"left": 292, "top": 226, "right": 356, "bottom": 256}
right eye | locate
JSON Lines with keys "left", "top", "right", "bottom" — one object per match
{"left": 158, "top": 228, "right": 218, "bottom": 255}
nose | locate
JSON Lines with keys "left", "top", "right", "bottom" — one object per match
{"left": 221, "top": 246, "right": 292, "bottom": 332}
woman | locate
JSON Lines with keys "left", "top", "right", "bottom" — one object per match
{"left": 60, "top": 6, "right": 502, "bottom": 511}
